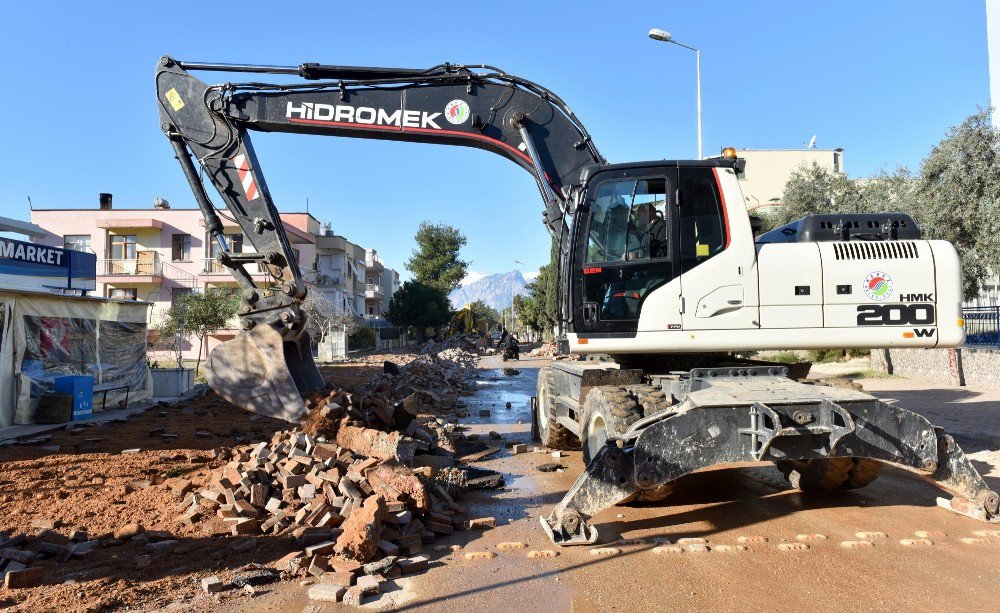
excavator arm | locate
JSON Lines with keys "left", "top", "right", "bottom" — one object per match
{"left": 155, "top": 57, "right": 604, "bottom": 419}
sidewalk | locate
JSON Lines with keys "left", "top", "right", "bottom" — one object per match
{"left": 0, "top": 386, "right": 206, "bottom": 446}
{"left": 857, "top": 377, "right": 1000, "bottom": 451}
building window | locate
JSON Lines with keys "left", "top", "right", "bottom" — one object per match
{"left": 171, "top": 287, "right": 193, "bottom": 307}
{"left": 368, "top": 306, "right": 374, "bottom": 315}
{"left": 109, "top": 234, "right": 137, "bottom": 260}
{"left": 109, "top": 287, "right": 138, "bottom": 300}
{"left": 208, "top": 233, "right": 244, "bottom": 258}
{"left": 171, "top": 234, "right": 191, "bottom": 261}
{"left": 64, "top": 235, "right": 92, "bottom": 253}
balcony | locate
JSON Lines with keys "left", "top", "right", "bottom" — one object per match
{"left": 315, "top": 272, "right": 343, "bottom": 287}
{"left": 97, "top": 253, "right": 163, "bottom": 283}
{"left": 201, "top": 258, "right": 268, "bottom": 276}
{"left": 365, "top": 283, "right": 383, "bottom": 300}
{"left": 365, "top": 253, "right": 384, "bottom": 273}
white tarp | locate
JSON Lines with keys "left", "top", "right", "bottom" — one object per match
{"left": 0, "top": 290, "right": 152, "bottom": 426}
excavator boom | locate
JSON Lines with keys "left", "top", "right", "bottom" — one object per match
{"left": 155, "top": 57, "right": 603, "bottom": 419}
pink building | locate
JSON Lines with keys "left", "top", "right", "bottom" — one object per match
{"left": 30, "top": 195, "right": 318, "bottom": 359}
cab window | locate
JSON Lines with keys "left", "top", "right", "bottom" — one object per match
{"left": 678, "top": 168, "right": 727, "bottom": 270}
{"left": 586, "top": 178, "right": 668, "bottom": 263}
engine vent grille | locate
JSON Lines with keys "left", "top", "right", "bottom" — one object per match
{"left": 832, "top": 241, "right": 919, "bottom": 260}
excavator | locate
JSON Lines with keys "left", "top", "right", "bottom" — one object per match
{"left": 156, "top": 57, "right": 998, "bottom": 546}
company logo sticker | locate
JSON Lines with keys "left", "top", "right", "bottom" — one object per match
{"left": 444, "top": 100, "right": 470, "bottom": 125}
{"left": 863, "top": 271, "right": 893, "bottom": 301}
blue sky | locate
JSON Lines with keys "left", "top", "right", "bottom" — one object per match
{"left": 0, "top": 1, "right": 991, "bottom": 280}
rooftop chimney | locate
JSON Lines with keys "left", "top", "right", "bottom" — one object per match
{"left": 99, "top": 193, "right": 113, "bottom": 210}
{"left": 154, "top": 197, "right": 170, "bottom": 210}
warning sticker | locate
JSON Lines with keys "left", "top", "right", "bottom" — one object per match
{"left": 165, "top": 88, "right": 185, "bottom": 111}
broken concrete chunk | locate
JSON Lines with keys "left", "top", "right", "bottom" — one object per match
{"left": 202, "top": 576, "right": 225, "bottom": 593}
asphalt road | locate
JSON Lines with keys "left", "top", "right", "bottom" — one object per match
{"left": 249, "top": 356, "right": 1000, "bottom": 613}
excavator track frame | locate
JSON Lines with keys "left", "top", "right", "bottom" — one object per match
{"left": 540, "top": 365, "right": 999, "bottom": 545}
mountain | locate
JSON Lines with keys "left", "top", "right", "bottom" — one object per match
{"left": 449, "top": 270, "right": 529, "bottom": 311}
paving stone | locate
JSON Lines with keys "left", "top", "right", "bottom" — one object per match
{"left": 202, "top": 576, "right": 225, "bottom": 593}
{"left": 308, "top": 583, "right": 345, "bottom": 602}
{"left": 4, "top": 566, "right": 44, "bottom": 588}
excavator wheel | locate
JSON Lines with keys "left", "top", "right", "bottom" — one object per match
{"left": 536, "top": 367, "right": 579, "bottom": 451}
{"left": 841, "top": 458, "right": 884, "bottom": 490}
{"left": 580, "top": 386, "right": 643, "bottom": 465}
{"left": 626, "top": 383, "right": 671, "bottom": 416}
{"left": 776, "top": 457, "right": 883, "bottom": 492}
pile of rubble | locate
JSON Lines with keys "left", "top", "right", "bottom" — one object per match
{"left": 181, "top": 375, "right": 499, "bottom": 605}
{"left": 528, "top": 342, "right": 559, "bottom": 358}
{"left": 0, "top": 527, "right": 88, "bottom": 588}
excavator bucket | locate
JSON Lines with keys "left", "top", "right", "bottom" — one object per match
{"left": 205, "top": 324, "right": 326, "bottom": 422}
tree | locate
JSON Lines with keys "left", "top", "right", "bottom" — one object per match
{"left": 299, "top": 287, "right": 337, "bottom": 342}
{"left": 405, "top": 222, "right": 468, "bottom": 292}
{"left": 774, "top": 109, "right": 1000, "bottom": 299}
{"left": 520, "top": 242, "right": 561, "bottom": 339}
{"left": 156, "top": 288, "right": 240, "bottom": 376}
{"left": 915, "top": 109, "right": 1000, "bottom": 300}
{"left": 466, "top": 300, "right": 501, "bottom": 330}
{"left": 385, "top": 281, "right": 452, "bottom": 337}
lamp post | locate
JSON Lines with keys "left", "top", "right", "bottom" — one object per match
{"left": 648, "top": 28, "right": 702, "bottom": 159}
{"left": 512, "top": 259, "right": 525, "bottom": 338}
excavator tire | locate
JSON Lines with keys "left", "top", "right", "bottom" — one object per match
{"left": 776, "top": 457, "right": 854, "bottom": 492}
{"left": 580, "top": 386, "right": 643, "bottom": 466}
{"left": 626, "top": 383, "right": 671, "bottom": 417}
{"left": 536, "top": 367, "right": 579, "bottom": 451}
{"left": 841, "top": 458, "right": 884, "bottom": 490}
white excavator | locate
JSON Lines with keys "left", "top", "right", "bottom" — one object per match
{"left": 155, "top": 57, "right": 996, "bottom": 546}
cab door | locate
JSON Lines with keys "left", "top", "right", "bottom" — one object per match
{"left": 572, "top": 169, "right": 679, "bottom": 336}
{"left": 677, "top": 167, "right": 759, "bottom": 330}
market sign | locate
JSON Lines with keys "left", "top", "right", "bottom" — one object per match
{"left": 0, "top": 237, "right": 96, "bottom": 292}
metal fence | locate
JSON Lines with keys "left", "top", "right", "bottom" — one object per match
{"left": 962, "top": 306, "right": 999, "bottom": 346}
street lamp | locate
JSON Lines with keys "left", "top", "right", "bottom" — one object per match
{"left": 648, "top": 28, "right": 702, "bottom": 159}
{"left": 512, "top": 259, "right": 525, "bottom": 337}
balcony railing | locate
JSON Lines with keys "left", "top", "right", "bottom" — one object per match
{"left": 365, "top": 253, "right": 384, "bottom": 270}
{"left": 97, "top": 256, "right": 162, "bottom": 277}
{"left": 201, "top": 258, "right": 270, "bottom": 275}
{"left": 315, "top": 273, "right": 343, "bottom": 287}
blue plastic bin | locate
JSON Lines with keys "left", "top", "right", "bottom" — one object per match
{"left": 54, "top": 375, "right": 94, "bottom": 420}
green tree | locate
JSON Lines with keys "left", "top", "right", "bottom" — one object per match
{"left": 520, "top": 245, "right": 560, "bottom": 339}
{"left": 156, "top": 288, "right": 240, "bottom": 376}
{"left": 774, "top": 110, "right": 1000, "bottom": 299}
{"left": 915, "top": 109, "right": 1000, "bottom": 299}
{"left": 466, "top": 300, "right": 502, "bottom": 330}
{"left": 385, "top": 281, "right": 452, "bottom": 337}
{"left": 405, "top": 222, "right": 468, "bottom": 292}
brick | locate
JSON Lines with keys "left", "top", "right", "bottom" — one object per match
{"left": 396, "top": 555, "right": 429, "bottom": 575}
{"left": 231, "top": 519, "right": 261, "bottom": 536}
{"left": 468, "top": 517, "right": 496, "bottom": 530}
{"left": 250, "top": 483, "right": 268, "bottom": 507}
{"left": 30, "top": 518, "right": 57, "bottom": 530}
{"left": 272, "top": 550, "right": 304, "bottom": 572}
{"left": 307, "top": 555, "right": 330, "bottom": 577}
{"left": 4, "top": 566, "right": 44, "bottom": 589}
{"left": 356, "top": 574, "right": 380, "bottom": 595}
{"left": 395, "top": 533, "right": 422, "bottom": 547}
{"left": 282, "top": 474, "right": 309, "bottom": 489}
{"left": 511, "top": 444, "right": 528, "bottom": 455}
{"left": 320, "top": 571, "right": 355, "bottom": 587}
{"left": 0, "top": 549, "right": 36, "bottom": 564}
{"left": 202, "top": 576, "right": 225, "bottom": 593}
{"left": 342, "top": 586, "right": 365, "bottom": 606}
{"left": 427, "top": 521, "right": 453, "bottom": 534}
{"left": 305, "top": 541, "right": 337, "bottom": 557}
{"left": 308, "top": 583, "right": 345, "bottom": 602}
{"left": 378, "top": 540, "right": 399, "bottom": 557}
{"left": 264, "top": 497, "right": 283, "bottom": 513}
{"left": 327, "top": 558, "right": 362, "bottom": 574}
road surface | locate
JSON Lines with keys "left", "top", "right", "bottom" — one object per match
{"left": 247, "top": 356, "right": 1000, "bottom": 613}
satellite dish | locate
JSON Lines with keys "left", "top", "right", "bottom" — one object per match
{"left": 807, "top": 135, "right": 817, "bottom": 149}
